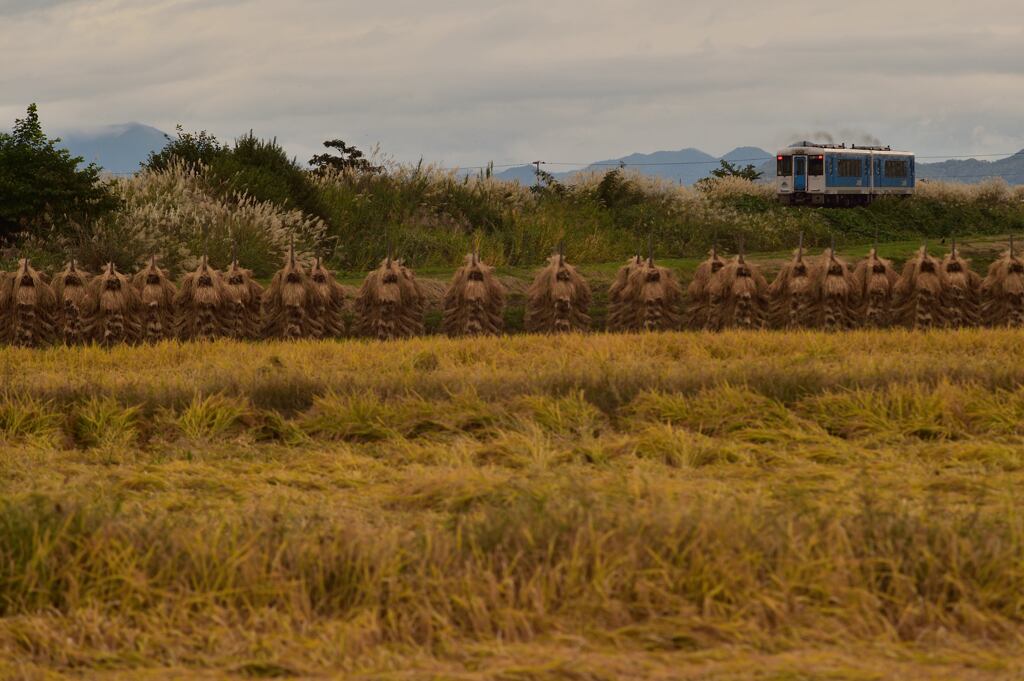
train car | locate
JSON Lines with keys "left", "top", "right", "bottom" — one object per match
{"left": 776, "top": 142, "right": 914, "bottom": 206}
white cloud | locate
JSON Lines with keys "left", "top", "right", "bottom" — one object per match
{"left": 2, "top": 0, "right": 1023, "bottom": 166}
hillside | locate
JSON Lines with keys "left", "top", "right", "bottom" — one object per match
{"left": 9, "top": 158, "right": 1024, "bottom": 278}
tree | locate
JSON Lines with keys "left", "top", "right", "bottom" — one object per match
{"left": 595, "top": 169, "right": 645, "bottom": 209}
{"left": 141, "top": 124, "right": 228, "bottom": 172}
{"left": 693, "top": 159, "right": 765, "bottom": 193}
{"left": 531, "top": 167, "right": 568, "bottom": 196}
{"left": 211, "top": 132, "right": 329, "bottom": 222}
{"left": 709, "top": 159, "right": 763, "bottom": 181}
{"left": 309, "top": 139, "right": 382, "bottom": 175}
{"left": 0, "top": 104, "right": 119, "bottom": 241}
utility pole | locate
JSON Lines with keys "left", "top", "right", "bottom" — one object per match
{"left": 533, "top": 160, "right": 543, "bottom": 189}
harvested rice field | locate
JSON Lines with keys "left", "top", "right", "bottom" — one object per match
{"left": 2, "top": 330, "right": 1024, "bottom": 679}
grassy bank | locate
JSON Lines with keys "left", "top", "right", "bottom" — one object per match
{"left": 10, "top": 161, "right": 1024, "bottom": 278}
{"left": 2, "top": 331, "right": 1024, "bottom": 678}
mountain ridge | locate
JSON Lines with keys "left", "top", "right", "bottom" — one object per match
{"left": 41, "top": 123, "right": 1024, "bottom": 186}
{"left": 496, "top": 146, "right": 1024, "bottom": 187}
{"left": 495, "top": 146, "right": 772, "bottom": 186}
{"left": 916, "top": 150, "right": 1024, "bottom": 184}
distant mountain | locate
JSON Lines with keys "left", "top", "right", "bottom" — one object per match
{"left": 917, "top": 150, "right": 1024, "bottom": 184}
{"left": 57, "top": 123, "right": 169, "bottom": 175}
{"left": 495, "top": 164, "right": 546, "bottom": 185}
{"left": 583, "top": 148, "right": 723, "bottom": 186}
{"left": 508, "top": 144, "right": 1024, "bottom": 187}
{"left": 48, "top": 125, "right": 1024, "bottom": 186}
{"left": 721, "top": 146, "right": 773, "bottom": 165}
{"left": 495, "top": 147, "right": 774, "bottom": 186}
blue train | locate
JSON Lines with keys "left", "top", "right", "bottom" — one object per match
{"left": 775, "top": 142, "right": 914, "bottom": 206}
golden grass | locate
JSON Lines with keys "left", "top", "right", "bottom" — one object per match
{"left": 917, "top": 177, "right": 1024, "bottom": 204}
{"left": 3, "top": 331, "right": 1024, "bottom": 679}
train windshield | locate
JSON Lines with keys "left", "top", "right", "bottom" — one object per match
{"left": 777, "top": 156, "right": 793, "bottom": 176}
{"left": 808, "top": 156, "right": 824, "bottom": 175}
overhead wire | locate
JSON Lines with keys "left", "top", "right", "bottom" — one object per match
{"left": 439, "top": 151, "right": 1024, "bottom": 172}
{"left": 100, "top": 150, "right": 1024, "bottom": 178}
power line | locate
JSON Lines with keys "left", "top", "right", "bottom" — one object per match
{"left": 542, "top": 157, "right": 773, "bottom": 167}
{"left": 530, "top": 151, "right": 1024, "bottom": 169}
{"left": 444, "top": 151, "right": 1024, "bottom": 172}
{"left": 100, "top": 150, "right": 1024, "bottom": 177}
{"left": 921, "top": 172, "right": 1024, "bottom": 180}
{"left": 918, "top": 152, "right": 1022, "bottom": 159}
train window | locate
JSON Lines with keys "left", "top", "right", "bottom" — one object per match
{"left": 808, "top": 157, "right": 824, "bottom": 175}
{"left": 837, "top": 159, "right": 862, "bottom": 177}
{"left": 885, "top": 159, "right": 908, "bottom": 178}
{"left": 777, "top": 156, "right": 792, "bottom": 176}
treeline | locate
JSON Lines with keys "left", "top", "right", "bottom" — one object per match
{"left": 3, "top": 104, "right": 1024, "bottom": 277}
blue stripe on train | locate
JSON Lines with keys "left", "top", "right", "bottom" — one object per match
{"left": 825, "top": 154, "right": 870, "bottom": 188}
{"left": 874, "top": 156, "right": 915, "bottom": 188}
{"left": 824, "top": 154, "right": 915, "bottom": 189}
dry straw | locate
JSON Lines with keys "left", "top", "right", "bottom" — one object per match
{"left": 442, "top": 252, "right": 507, "bottom": 337}
{"left": 0, "top": 259, "right": 58, "bottom": 347}
{"left": 851, "top": 247, "right": 899, "bottom": 327}
{"left": 767, "top": 235, "right": 813, "bottom": 329}
{"left": 222, "top": 248, "right": 264, "bottom": 340}
{"left": 309, "top": 257, "right": 346, "bottom": 339}
{"left": 980, "top": 238, "right": 1024, "bottom": 327}
{"left": 524, "top": 246, "right": 592, "bottom": 334}
{"left": 606, "top": 255, "right": 643, "bottom": 331}
{"left": 51, "top": 259, "right": 92, "bottom": 345}
{"left": 940, "top": 239, "right": 982, "bottom": 328}
{"left": 810, "top": 244, "right": 856, "bottom": 330}
{"left": 354, "top": 256, "right": 425, "bottom": 340}
{"left": 708, "top": 252, "right": 768, "bottom": 329}
{"left": 607, "top": 247, "right": 683, "bottom": 332}
{"left": 0, "top": 266, "right": 6, "bottom": 330}
{"left": 82, "top": 262, "right": 143, "bottom": 346}
{"left": 8, "top": 236, "right": 1024, "bottom": 345}
{"left": 174, "top": 256, "right": 229, "bottom": 341}
{"left": 261, "top": 244, "right": 321, "bottom": 340}
{"left": 686, "top": 246, "right": 726, "bottom": 330}
{"left": 133, "top": 256, "right": 177, "bottom": 343}
{"left": 894, "top": 246, "right": 946, "bottom": 329}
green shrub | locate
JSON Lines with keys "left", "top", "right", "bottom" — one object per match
{"left": 141, "top": 125, "right": 228, "bottom": 173}
{"left": 209, "top": 133, "right": 329, "bottom": 229}
{"left": 0, "top": 104, "right": 119, "bottom": 242}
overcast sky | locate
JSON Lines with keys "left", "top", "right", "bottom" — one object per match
{"left": 2, "top": 0, "right": 1023, "bottom": 168}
